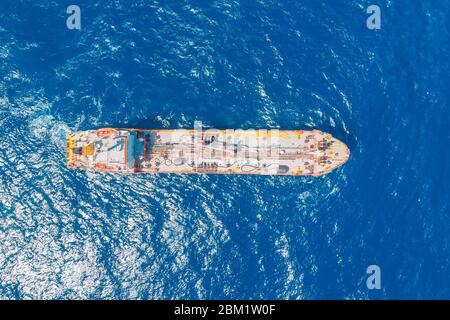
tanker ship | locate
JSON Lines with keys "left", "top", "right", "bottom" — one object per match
{"left": 66, "top": 125, "right": 349, "bottom": 176}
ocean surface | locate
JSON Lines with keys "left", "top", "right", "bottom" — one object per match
{"left": 0, "top": 0, "right": 448, "bottom": 299}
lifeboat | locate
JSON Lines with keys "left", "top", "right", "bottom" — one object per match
{"left": 93, "top": 162, "right": 116, "bottom": 172}
{"left": 96, "top": 128, "right": 117, "bottom": 138}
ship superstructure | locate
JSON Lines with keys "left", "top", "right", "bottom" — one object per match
{"left": 67, "top": 126, "right": 349, "bottom": 176}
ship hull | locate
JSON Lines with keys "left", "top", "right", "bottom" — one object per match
{"left": 67, "top": 128, "right": 349, "bottom": 176}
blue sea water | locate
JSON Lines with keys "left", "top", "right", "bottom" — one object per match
{"left": 0, "top": 0, "right": 449, "bottom": 299}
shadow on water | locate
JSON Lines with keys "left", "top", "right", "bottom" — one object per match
{"left": 109, "top": 118, "right": 171, "bottom": 130}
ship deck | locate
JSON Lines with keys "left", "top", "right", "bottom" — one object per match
{"left": 67, "top": 128, "right": 350, "bottom": 176}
